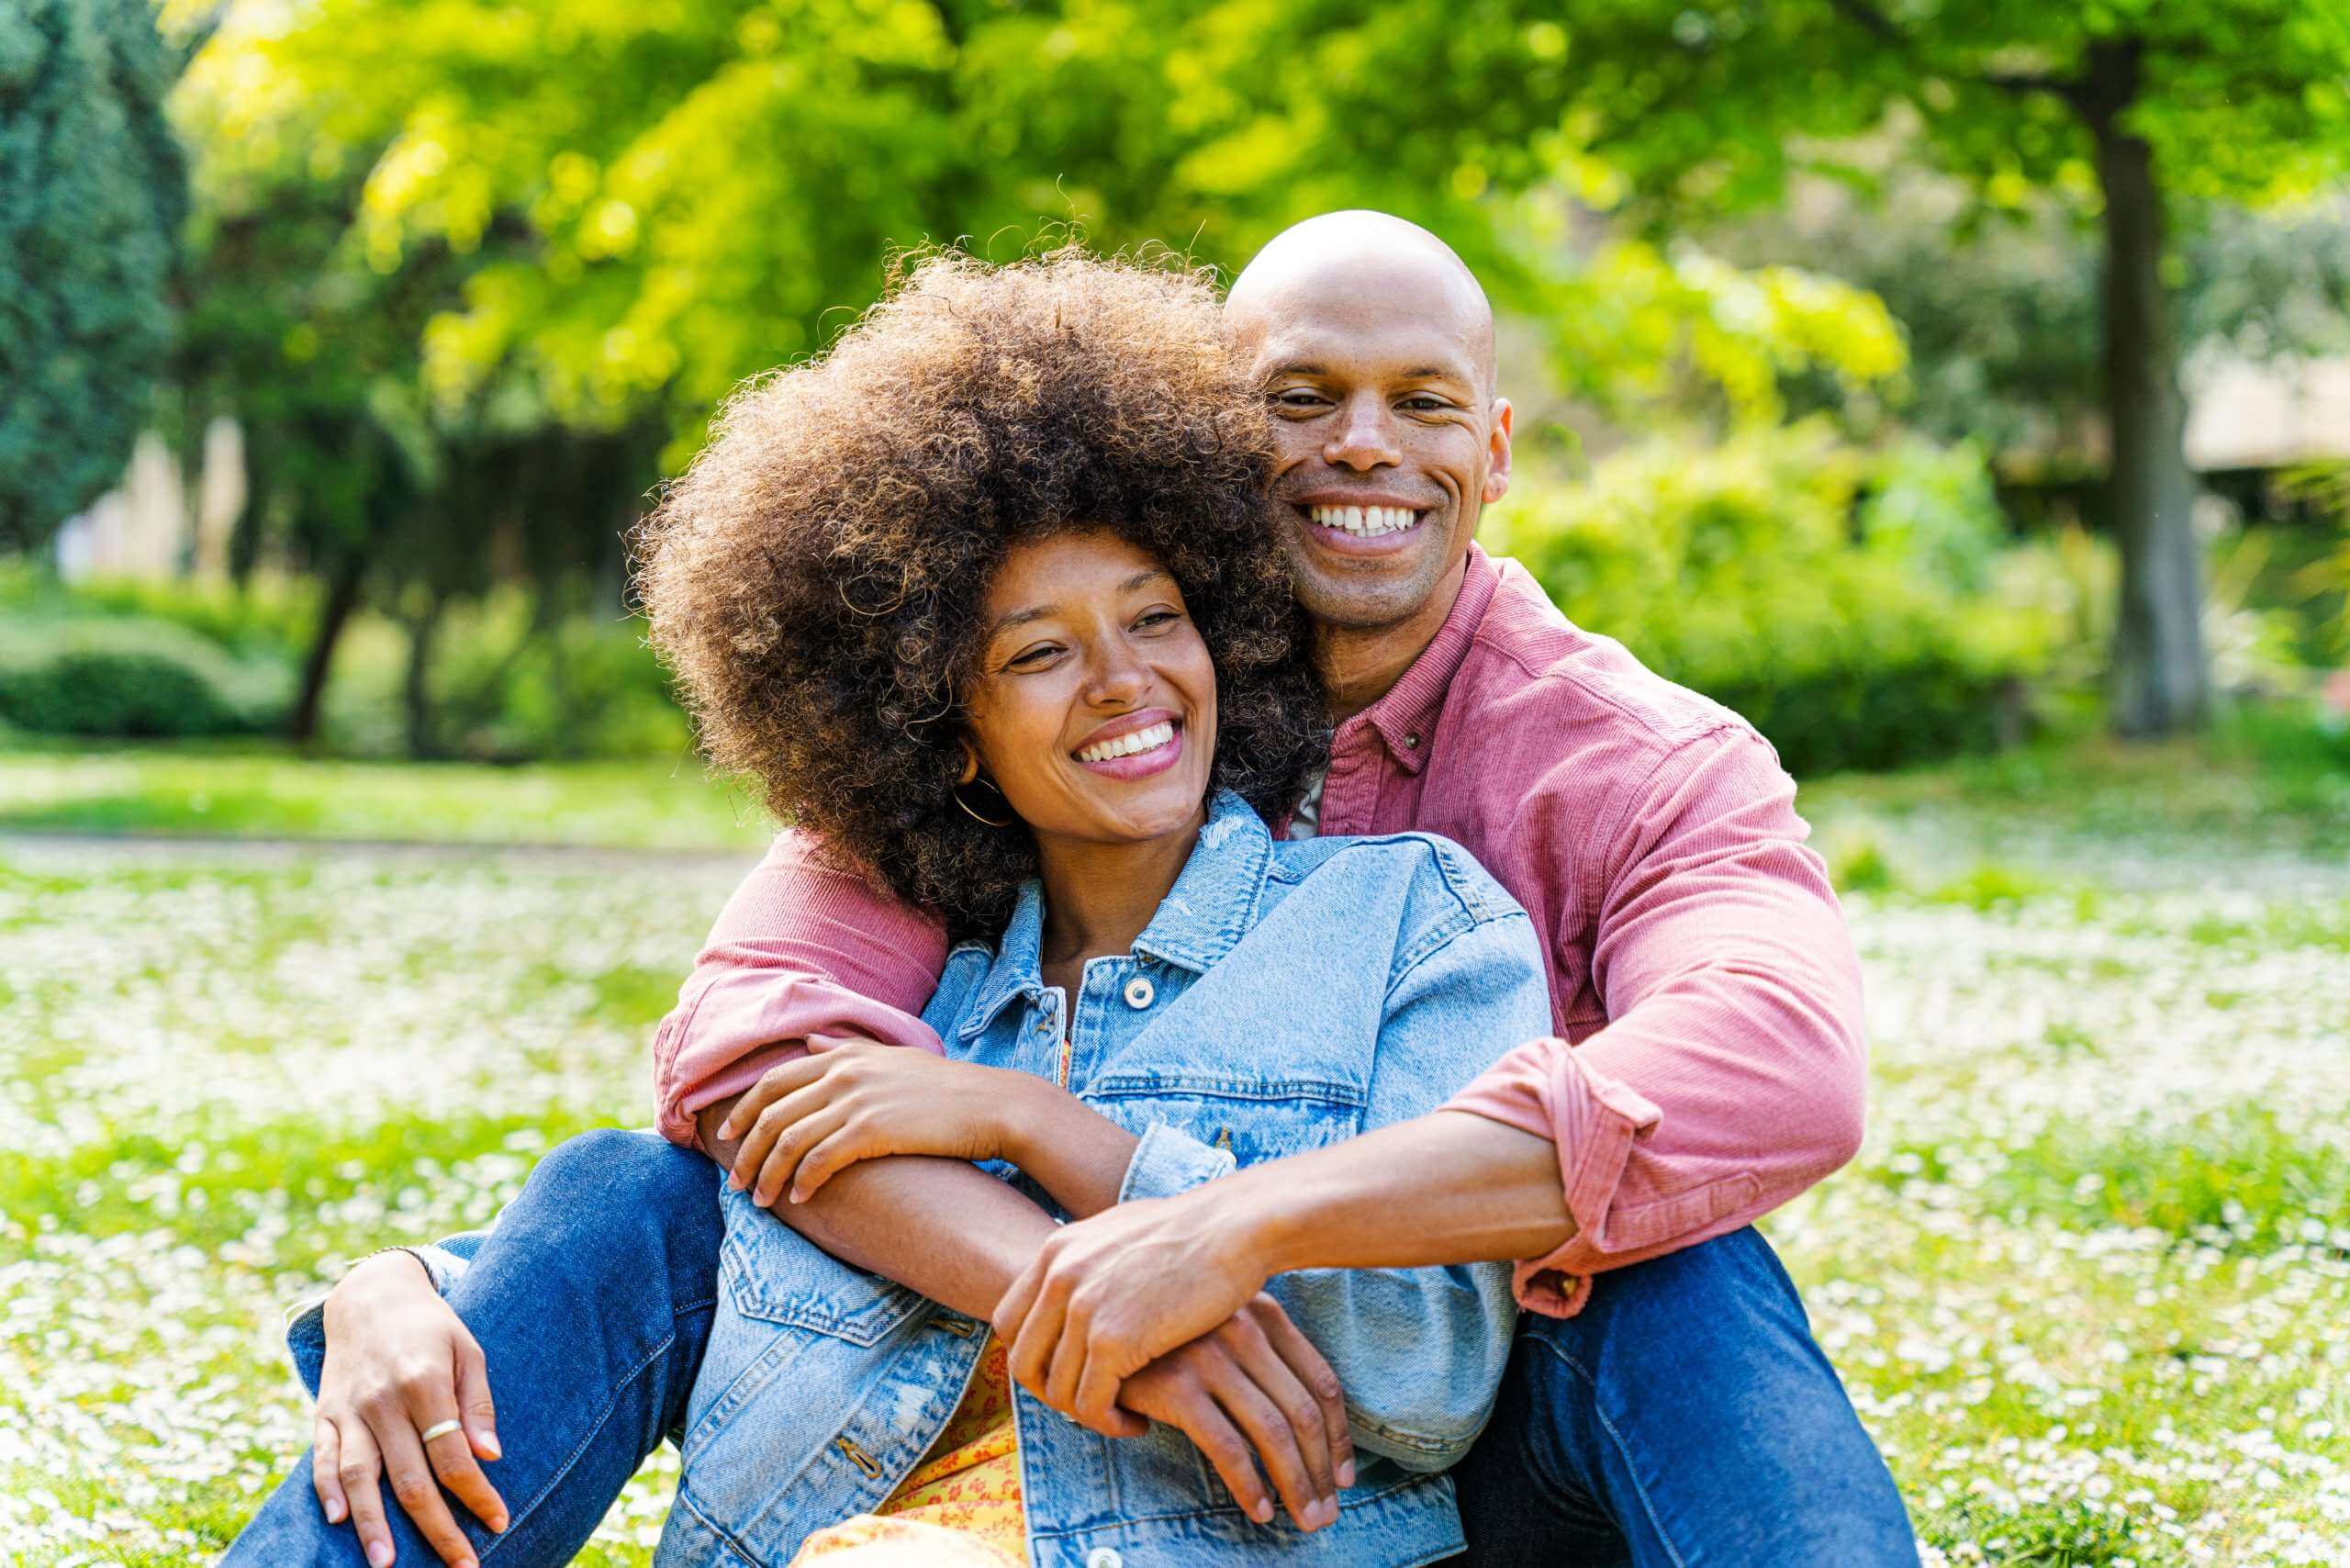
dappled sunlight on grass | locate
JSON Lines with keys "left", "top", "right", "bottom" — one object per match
{"left": 3, "top": 752, "right": 2346, "bottom": 1562}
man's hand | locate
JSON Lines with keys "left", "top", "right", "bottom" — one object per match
{"left": 994, "top": 1185, "right": 1275, "bottom": 1437}
{"left": 313, "top": 1252, "right": 508, "bottom": 1568}
{"left": 714, "top": 1037, "right": 1048, "bottom": 1206}
{"left": 1117, "top": 1295, "right": 1355, "bottom": 1531}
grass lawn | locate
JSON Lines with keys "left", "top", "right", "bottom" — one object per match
{"left": 0, "top": 743, "right": 774, "bottom": 853}
{"left": 5, "top": 742, "right": 2347, "bottom": 1564}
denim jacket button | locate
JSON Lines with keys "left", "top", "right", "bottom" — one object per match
{"left": 1085, "top": 1551, "right": 1124, "bottom": 1568}
{"left": 1122, "top": 976, "right": 1154, "bottom": 1009}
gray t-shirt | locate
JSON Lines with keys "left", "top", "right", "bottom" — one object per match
{"left": 1285, "top": 765, "right": 1327, "bottom": 841}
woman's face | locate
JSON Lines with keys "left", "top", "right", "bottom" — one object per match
{"left": 964, "top": 529, "right": 1217, "bottom": 849}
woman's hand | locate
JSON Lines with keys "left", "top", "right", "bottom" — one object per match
{"left": 1115, "top": 1294, "right": 1356, "bottom": 1533}
{"left": 313, "top": 1251, "right": 508, "bottom": 1568}
{"left": 716, "top": 1037, "right": 1040, "bottom": 1207}
{"left": 996, "top": 1183, "right": 1275, "bottom": 1434}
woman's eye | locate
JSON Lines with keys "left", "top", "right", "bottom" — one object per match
{"left": 1133, "top": 610, "right": 1181, "bottom": 632}
{"left": 1272, "top": 390, "right": 1327, "bottom": 409}
{"left": 1005, "top": 644, "right": 1060, "bottom": 669}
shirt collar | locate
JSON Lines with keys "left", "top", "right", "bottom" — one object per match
{"left": 957, "top": 789, "right": 1273, "bottom": 1040}
{"left": 1345, "top": 543, "right": 1501, "bottom": 776}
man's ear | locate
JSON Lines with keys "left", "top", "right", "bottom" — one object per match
{"left": 1483, "top": 398, "right": 1514, "bottom": 506}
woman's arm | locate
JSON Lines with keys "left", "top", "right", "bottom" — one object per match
{"left": 698, "top": 1097, "right": 1354, "bottom": 1529}
{"left": 1002, "top": 907, "right": 1561, "bottom": 1458}
{"left": 709, "top": 1038, "right": 1143, "bottom": 1218}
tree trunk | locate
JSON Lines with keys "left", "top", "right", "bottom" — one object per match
{"left": 403, "top": 594, "right": 444, "bottom": 760}
{"left": 2089, "top": 42, "right": 2209, "bottom": 735}
{"left": 287, "top": 554, "right": 364, "bottom": 745}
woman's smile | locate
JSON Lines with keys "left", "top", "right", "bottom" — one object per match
{"left": 1072, "top": 709, "right": 1185, "bottom": 779}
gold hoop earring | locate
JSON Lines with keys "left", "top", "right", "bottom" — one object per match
{"left": 953, "top": 778, "right": 1013, "bottom": 828}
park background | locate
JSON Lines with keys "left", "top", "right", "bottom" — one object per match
{"left": 6, "top": 0, "right": 2350, "bottom": 1562}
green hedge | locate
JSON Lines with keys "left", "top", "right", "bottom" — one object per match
{"left": 1483, "top": 426, "right": 2045, "bottom": 777}
{"left": 0, "top": 618, "right": 289, "bottom": 738}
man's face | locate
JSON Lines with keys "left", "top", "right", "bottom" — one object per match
{"left": 1237, "top": 256, "right": 1512, "bottom": 633}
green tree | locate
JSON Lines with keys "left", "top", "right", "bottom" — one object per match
{"left": 0, "top": 0, "right": 187, "bottom": 553}
{"left": 1538, "top": 0, "right": 2350, "bottom": 734}
{"left": 184, "top": 0, "right": 1899, "bottom": 461}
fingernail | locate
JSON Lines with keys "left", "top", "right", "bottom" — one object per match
{"left": 324, "top": 1498, "right": 344, "bottom": 1523}
{"left": 366, "top": 1540, "right": 393, "bottom": 1568}
{"left": 1317, "top": 1497, "right": 1338, "bottom": 1527}
{"left": 1252, "top": 1499, "right": 1273, "bottom": 1524}
{"left": 789, "top": 1188, "right": 806, "bottom": 1204}
{"left": 479, "top": 1430, "right": 501, "bottom": 1460}
{"left": 1337, "top": 1459, "right": 1356, "bottom": 1487}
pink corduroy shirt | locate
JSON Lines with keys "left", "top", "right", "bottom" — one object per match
{"left": 653, "top": 545, "right": 1868, "bottom": 1316}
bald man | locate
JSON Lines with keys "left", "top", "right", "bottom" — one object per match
{"left": 231, "top": 214, "right": 1916, "bottom": 1568}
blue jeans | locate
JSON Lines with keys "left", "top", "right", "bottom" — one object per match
{"left": 1448, "top": 1226, "right": 1916, "bottom": 1564}
{"left": 225, "top": 1137, "right": 1912, "bottom": 1565}
{"left": 223, "top": 1129, "right": 722, "bottom": 1566}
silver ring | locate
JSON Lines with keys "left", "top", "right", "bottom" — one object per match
{"left": 418, "top": 1418, "right": 464, "bottom": 1444}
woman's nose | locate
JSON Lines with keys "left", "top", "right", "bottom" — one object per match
{"left": 1082, "top": 643, "right": 1151, "bottom": 707}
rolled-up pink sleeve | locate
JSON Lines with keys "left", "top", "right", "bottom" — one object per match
{"left": 1444, "top": 727, "right": 1867, "bottom": 1316}
{"left": 652, "top": 830, "right": 950, "bottom": 1148}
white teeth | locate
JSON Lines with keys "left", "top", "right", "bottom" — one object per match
{"left": 1309, "top": 504, "right": 1421, "bottom": 537}
{"left": 1077, "top": 721, "right": 1176, "bottom": 765}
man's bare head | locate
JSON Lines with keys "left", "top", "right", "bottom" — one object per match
{"left": 1226, "top": 211, "right": 1512, "bottom": 658}
{"left": 1228, "top": 211, "right": 1496, "bottom": 394}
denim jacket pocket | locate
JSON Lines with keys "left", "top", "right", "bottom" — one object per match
{"left": 717, "top": 1186, "right": 927, "bottom": 1346}
{"left": 1083, "top": 1071, "right": 1367, "bottom": 1169}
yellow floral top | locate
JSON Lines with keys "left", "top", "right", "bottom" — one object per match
{"left": 789, "top": 1334, "right": 1027, "bottom": 1566}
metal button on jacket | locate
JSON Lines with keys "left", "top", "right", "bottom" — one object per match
{"left": 1122, "top": 975, "right": 1155, "bottom": 1009}
{"left": 1086, "top": 1550, "right": 1125, "bottom": 1568}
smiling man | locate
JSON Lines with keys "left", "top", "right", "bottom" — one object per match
{"left": 229, "top": 215, "right": 1916, "bottom": 1568}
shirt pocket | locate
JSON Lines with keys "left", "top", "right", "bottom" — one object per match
{"left": 716, "top": 1183, "right": 928, "bottom": 1346}
{"left": 1083, "top": 1070, "right": 1368, "bottom": 1167}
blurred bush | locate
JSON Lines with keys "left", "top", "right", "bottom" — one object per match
{"left": 0, "top": 569, "right": 687, "bottom": 758}
{"left": 318, "top": 590, "right": 690, "bottom": 762}
{"left": 0, "top": 618, "right": 286, "bottom": 738}
{"left": 1483, "top": 425, "right": 2046, "bottom": 776}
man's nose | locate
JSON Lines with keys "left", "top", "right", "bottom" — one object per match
{"left": 1324, "top": 391, "right": 1400, "bottom": 472}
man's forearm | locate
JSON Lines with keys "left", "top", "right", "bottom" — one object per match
{"left": 699, "top": 1101, "right": 1053, "bottom": 1320}
{"left": 1230, "top": 1109, "right": 1574, "bottom": 1276}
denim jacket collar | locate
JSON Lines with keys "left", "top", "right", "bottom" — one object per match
{"left": 957, "top": 789, "right": 1272, "bottom": 1041}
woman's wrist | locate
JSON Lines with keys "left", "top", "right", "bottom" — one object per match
{"left": 997, "top": 1072, "right": 1142, "bottom": 1216}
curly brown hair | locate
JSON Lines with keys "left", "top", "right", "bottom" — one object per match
{"left": 635, "top": 248, "right": 1327, "bottom": 936}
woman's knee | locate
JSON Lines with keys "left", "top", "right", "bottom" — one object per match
{"left": 505, "top": 1127, "right": 722, "bottom": 1282}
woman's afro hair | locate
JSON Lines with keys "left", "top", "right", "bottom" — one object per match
{"left": 634, "top": 247, "right": 1327, "bottom": 935}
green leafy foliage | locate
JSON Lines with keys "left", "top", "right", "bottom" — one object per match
{"left": 0, "top": 618, "right": 285, "bottom": 737}
{"left": 0, "top": 0, "right": 188, "bottom": 551}
{"left": 1485, "top": 425, "right": 2042, "bottom": 776}
{"left": 178, "top": 0, "right": 1905, "bottom": 457}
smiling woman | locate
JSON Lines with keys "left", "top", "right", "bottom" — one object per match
{"left": 633, "top": 247, "right": 1326, "bottom": 936}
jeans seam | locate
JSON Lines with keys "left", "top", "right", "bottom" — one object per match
{"left": 1525, "top": 1332, "right": 1690, "bottom": 1568}
{"left": 476, "top": 1326, "right": 678, "bottom": 1564}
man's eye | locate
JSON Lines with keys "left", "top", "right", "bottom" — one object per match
{"left": 1272, "top": 390, "right": 1327, "bottom": 409}
{"left": 1401, "top": 395, "right": 1449, "bottom": 411}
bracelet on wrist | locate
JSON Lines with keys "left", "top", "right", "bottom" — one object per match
{"left": 342, "top": 1244, "right": 431, "bottom": 1285}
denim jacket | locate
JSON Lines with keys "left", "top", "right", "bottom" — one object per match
{"left": 297, "top": 791, "right": 1550, "bottom": 1567}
